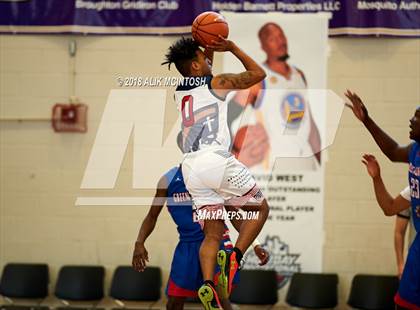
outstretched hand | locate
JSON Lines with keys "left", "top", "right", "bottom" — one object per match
{"left": 361, "top": 154, "right": 381, "bottom": 179}
{"left": 345, "top": 90, "right": 368, "bottom": 123}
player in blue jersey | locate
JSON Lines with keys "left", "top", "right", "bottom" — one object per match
{"left": 132, "top": 165, "right": 270, "bottom": 310}
{"left": 346, "top": 90, "right": 419, "bottom": 309}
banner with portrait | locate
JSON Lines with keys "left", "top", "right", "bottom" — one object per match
{"left": 223, "top": 12, "right": 329, "bottom": 289}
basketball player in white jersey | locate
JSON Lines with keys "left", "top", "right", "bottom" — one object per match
{"left": 162, "top": 37, "right": 269, "bottom": 309}
{"left": 228, "top": 22, "right": 321, "bottom": 171}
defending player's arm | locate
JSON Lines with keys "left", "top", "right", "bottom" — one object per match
{"left": 132, "top": 176, "right": 168, "bottom": 272}
{"left": 207, "top": 36, "right": 266, "bottom": 99}
{"left": 346, "top": 90, "right": 412, "bottom": 163}
{"left": 394, "top": 213, "right": 409, "bottom": 278}
{"left": 362, "top": 154, "right": 411, "bottom": 216}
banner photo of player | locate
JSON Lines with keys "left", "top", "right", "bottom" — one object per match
{"left": 222, "top": 12, "right": 329, "bottom": 289}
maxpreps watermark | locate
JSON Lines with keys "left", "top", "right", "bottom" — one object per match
{"left": 195, "top": 209, "right": 260, "bottom": 221}
{"left": 116, "top": 76, "right": 207, "bottom": 87}
{"left": 76, "top": 88, "right": 344, "bottom": 206}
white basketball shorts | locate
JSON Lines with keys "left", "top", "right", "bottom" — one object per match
{"left": 181, "top": 147, "right": 263, "bottom": 209}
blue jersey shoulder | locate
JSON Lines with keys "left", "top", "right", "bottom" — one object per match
{"left": 163, "top": 166, "right": 179, "bottom": 186}
{"left": 409, "top": 142, "right": 419, "bottom": 162}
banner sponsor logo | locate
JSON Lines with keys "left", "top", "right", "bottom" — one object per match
{"left": 0, "top": 0, "right": 418, "bottom": 36}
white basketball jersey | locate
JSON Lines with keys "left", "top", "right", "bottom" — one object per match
{"left": 232, "top": 64, "right": 317, "bottom": 171}
{"left": 257, "top": 64, "right": 311, "bottom": 155}
{"left": 175, "top": 76, "right": 231, "bottom": 153}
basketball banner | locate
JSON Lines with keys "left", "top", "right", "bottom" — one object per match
{"left": 0, "top": 0, "right": 419, "bottom": 37}
{"left": 222, "top": 12, "right": 329, "bottom": 290}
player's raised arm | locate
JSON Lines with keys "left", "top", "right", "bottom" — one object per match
{"left": 345, "top": 90, "right": 412, "bottom": 163}
{"left": 361, "top": 154, "right": 410, "bottom": 216}
{"left": 208, "top": 36, "right": 266, "bottom": 99}
{"left": 132, "top": 176, "right": 168, "bottom": 272}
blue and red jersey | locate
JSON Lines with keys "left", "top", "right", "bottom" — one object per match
{"left": 394, "top": 142, "right": 420, "bottom": 308}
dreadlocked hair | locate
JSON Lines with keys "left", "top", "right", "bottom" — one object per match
{"left": 161, "top": 37, "right": 200, "bottom": 77}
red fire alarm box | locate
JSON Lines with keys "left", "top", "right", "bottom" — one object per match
{"left": 52, "top": 103, "right": 88, "bottom": 133}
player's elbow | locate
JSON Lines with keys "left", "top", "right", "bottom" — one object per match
{"left": 245, "top": 70, "right": 265, "bottom": 89}
{"left": 257, "top": 70, "right": 266, "bottom": 82}
{"left": 383, "top": 209, "right": 394, "bottom": 216}
{"left": 383, "top": 206, "right": 397, "bottom": 216}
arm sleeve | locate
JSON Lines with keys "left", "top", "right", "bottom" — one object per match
{"left": 400, "top": 186, "right": 411, "bottom": 202}
{"left": 397, "top": 209, "right": 410, "bottom": 219}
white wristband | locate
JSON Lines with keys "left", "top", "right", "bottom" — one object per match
{"left": 252, "top": 239, "right": 261, "bottom": 248}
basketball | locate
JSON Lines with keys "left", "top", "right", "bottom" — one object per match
{"left": 192, "top": 11, "right": 229, "bottom": 47}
